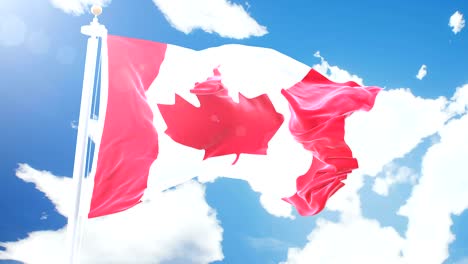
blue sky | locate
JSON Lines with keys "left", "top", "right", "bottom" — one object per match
{"left": 1, "top": 0, "right": 468, "bottom": 263}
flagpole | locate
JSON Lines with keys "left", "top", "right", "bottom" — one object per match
{"left": 66, "top": 6, "right": 107, "bottom": 264}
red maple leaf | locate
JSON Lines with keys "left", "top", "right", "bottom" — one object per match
{"left": 157, "top": 69, "right": 284, "bottom": 164}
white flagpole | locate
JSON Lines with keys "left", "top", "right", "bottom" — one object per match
{"left": 66, "top": 6, "right": 107, "bottom": 264}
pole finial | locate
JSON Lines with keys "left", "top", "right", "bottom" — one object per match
{"left": 91, "top": 5, "right": 102, "bottom": 17}
{"left": 82, "top": 4, "right": 107, "bottom": 37}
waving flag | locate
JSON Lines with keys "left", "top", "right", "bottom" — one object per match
{"left": 88, "top": 35, "right": 381, "bottom": 218}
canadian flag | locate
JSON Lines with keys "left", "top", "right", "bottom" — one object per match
{"left": 88, "top": 35, "right": 381, "bottom": 218}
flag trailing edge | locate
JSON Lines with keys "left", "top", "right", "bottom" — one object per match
{"left": 87, "top": 35, "right": 381, "bottom": 219}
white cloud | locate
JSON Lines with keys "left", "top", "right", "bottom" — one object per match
{"left": 0, "top": 166, "right": 223, "bottom": 264}
{"left": 313, "top": 51, "right": 364, "bottom": 85}
{"left": 416, "top": 64, "right": 427, "bottom": 80}
{"left": 345, "top": 88, "right": 449, "bottom": 177}
{"left": 259, "top": 194, "right": 296, "bottom": 219}
{"left": 447, "top": 84, "right": 468, "bottom": 115}
{"left": 282, "top": 173, "right": 396, "bottom": 263}
{"left": 325, "top": 172, "right": 365, "bottom": 217}
{"left": 373, "top": 164, "right": 417, "bottom": 196}
{"left": 49, "top": 0, "right": 111, "bottom": 15}
{"left": 49, "top": 0, "right": 267, "bottom": 39}
{"left": 283, "top": 108, "right": 468, "bottom": 264}
{"left": 449, "top": 11, "right": 465, "bottom": 34}
{"left": 40, "top": 212, "right": 48, "bottom": 220}
{"left": 282, "top": 217, "right": 404, "bottom": 264}
{"left": 312, "top": 53, "right": 447, "bottom": 197}
{"left": 152, "top": 0, "right": 268, "bottom": 39}
{"left": 70, "top": 120, "right": 78, "bottom": 129}
{"left": 16, "top": 164, "right": 73, "bottom": 217}
{"left": 281, "top": 63, "right": 468, "bottom": 263}
{"left": 398, "top": 113, "right": 468, "bottom": 264}
{"left": 287, "top": 86, "right": 468, "bottom": 263}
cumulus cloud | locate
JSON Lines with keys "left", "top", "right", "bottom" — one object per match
{"left": 0, "top": 165, "right": 223, "bottom": 264}
{"left": 152, "top": 0, "right": 267, "bottom": 39}
{"left": 373, "top": 164, "right": 417, "bottom": 196}
{"left": 49, "top": 0, "right": 111, "bottom": 16}
{"left": 282, "top": 65, "right": 468, "bottom": 263}
{"left": 399, "top": 113, "right": 468, "bottom": 264}
{"left": 40, "top": 212, "right": 48, "bottom": 220}
{"left": 447, "top": 84, "right": 468, "bottom": 115}
{"left": 345, "top": 88, "right": 449, "bottom": 177}
{"left": 312, "top": 54, "right": 447, "bottom": 184}
{"left": 282, "top": 217, "right": 404, "bottom": 264}
{"left": 416, "top": 64, "right": 427, "bottom": 80}
{"left": 313, "top": 51, "right": 364, "bottom": 85}
{"left": 282, "top": 171, "right": 398, "bottom": 263}
{"left": 70, "top": 120, "right": 78, "bottom": 129}
{"left": 16, "top": 164, "right": 73, "bottom": 216}
{"left": 283, "top": 107, "right": 468, "bottom": 264}
{"left": 49, "top": 0, "right": 267, "bottom": 39}
{"left": 449, "top": 11, "right": 465, "bottom": 34}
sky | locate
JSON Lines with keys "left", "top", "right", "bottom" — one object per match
{"left": 0, "top": 0, "right": 468, "bottom": 263}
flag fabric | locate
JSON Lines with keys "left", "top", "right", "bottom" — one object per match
{"left": 88, "top": 35, "right": 381, "bottom": 218}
